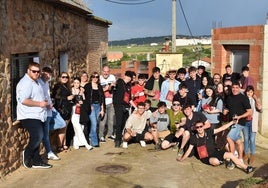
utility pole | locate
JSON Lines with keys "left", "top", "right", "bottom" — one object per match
{"left": 172, "top": 0, "right": 176, "bottom": 53}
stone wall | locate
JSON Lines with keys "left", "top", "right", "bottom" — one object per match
{"left": 0, "top": 0, "right": 109, "bottom": 177}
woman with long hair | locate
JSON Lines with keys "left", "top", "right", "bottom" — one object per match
{"left": 52, "top": 72, "right": 73, "bottom": 151}
{"left": 201, "top": 86, "right": 223, "bottom": 129}
{"left": 71, "top": 77, "right": 93, "bottom": 150}
{"left": 83, "top": 72, "right": 105, "bottom": 147}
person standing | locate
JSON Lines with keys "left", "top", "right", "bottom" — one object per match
{"left": 160, "top": 68, "right": 180, "bottom": 109}
{"left": 144, "top": 67, "right": 165, "bottom": 111}
{"left": 223, "top": 81, "right": 252, "bottom": 169}
{"left": 17, "top": 62, "right": 52, "bottom": 169}
{"left": 99, "top": 65, "right": 116, "bottom": 142}
{"left": 243, "top": 85, "right": 262, "bottom": 165}
{"left": 84, "top": 72, "right": 105, "bottom": 147}
{"left": 113, "top": 71, "right": 134, "bottom": 147}
{"left": 71, "top": 77, "right": 93, "bottom": 151}
{"left": 38, "top": 66, "right": 60, "bottom": 160}
{"left": 52, "top": 72, "right": 74, "bottom": 151}
{"left": 184, "top": 66, "right": 202, "bottom": 108}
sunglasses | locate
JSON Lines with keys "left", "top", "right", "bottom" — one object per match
{"left": 196, "top": 126, "right": 203, "bottom": 129}
{"left": 92, "top": 75, "right": 99, "bottom": 78}
{"left": 30, "top": 69, "right": 40, "bottom": 74}
{"left": 61, "top": 76, "right": 69, "bottom": 79}
{"left": 173, "top": 103, "right": 181, "bottom": 106}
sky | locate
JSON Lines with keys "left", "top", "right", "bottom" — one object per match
{"left": 86, "top": 0, "right": 268, "bottom": 41}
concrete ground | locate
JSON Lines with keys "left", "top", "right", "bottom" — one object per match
{"left": 1, "top": 135, "right": 268, "bottom": 188}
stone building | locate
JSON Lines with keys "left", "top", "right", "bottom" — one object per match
{"left": 211, "top": 24, "right": 268, "bottom": 136}
{"left": 0, "top": 0, "right": 111, "bottom": 176}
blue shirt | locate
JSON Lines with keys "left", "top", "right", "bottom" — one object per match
{"left": 16, "top": 74, "right": 47, "bottom": 122}
{"left": 160, "top": 79, "right": 180, "bottom": 108}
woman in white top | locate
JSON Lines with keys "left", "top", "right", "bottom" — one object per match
{"left": 71, "top": 77, "right": 93, "bottom": 151}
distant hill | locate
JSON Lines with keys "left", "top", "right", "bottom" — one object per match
{"left": 108, "top": 35, "right": 211, "bottom": 46}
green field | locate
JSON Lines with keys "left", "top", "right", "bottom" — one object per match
{"left": 108, "top": 44, "right": 211, "bottom": 67}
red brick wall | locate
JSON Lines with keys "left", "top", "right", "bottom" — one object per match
{"left": 110, "top": 61, "right": 156, "bottom": 79}
{"left": 212, "top": 25, "right": 264, "bottom": 96}
{"left": 87, "top": 20, "right": 109, "bottom": 74}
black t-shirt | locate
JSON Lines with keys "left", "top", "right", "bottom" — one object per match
{"left": 225, "top": 93, "right": 251, "bottom": 126}
{"left": 184, "top": 77, "right": 202, "bottom": 106}
{"left": 184, "top": 112, "right": 207, "bottom": 131}
{"left": 173, "top": 93, "right": 195, "bottom": 108}
{"left": 189, "top": 129, "right": 216, "bottom": 156}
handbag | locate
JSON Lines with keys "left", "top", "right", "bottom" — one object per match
{"left": 75, "top": 105, "right": 81, "bottom": 114}
{"left": 50, "top": 108, "right": 66, "bottom": 130}
{"left": 58, "top": 98, "right": 72, "bottom": 119}
{"left": 196, "top": 133, "right": 209, "bottom": 159}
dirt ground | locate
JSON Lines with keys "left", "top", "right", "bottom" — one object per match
{"left": 1, "top": 139, "right": 268, "bottom": 188}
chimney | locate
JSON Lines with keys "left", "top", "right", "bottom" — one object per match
{"left": 266, "top": 13, "right": 268, "bottom": 25}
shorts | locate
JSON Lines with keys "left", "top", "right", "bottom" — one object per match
{"left": 132, "top": 129, "right": 147, "bottom": 142}
{"left": 164, "top": 133, "right": 182, "bottom": 143}
{"left": 200, "top": 150, "right": 225, "bottom": 165}
{"left": 227, "top": 124, "right": 244, "bottom": 142}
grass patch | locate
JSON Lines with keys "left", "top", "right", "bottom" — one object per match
{"left": 238, "top": 177, "right": 268, "bottom": 188}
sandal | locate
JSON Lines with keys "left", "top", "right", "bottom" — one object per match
{"left": 63, "top": 145, "right": 69, "bottom": 150}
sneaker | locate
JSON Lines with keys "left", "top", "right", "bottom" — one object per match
{"left": 108, "top": 135, "right": 116, "bottom": 140}
{"left": 226, "top": 160, "right": 235, "bottom": 170}
{"left": 115, "top": 140, "right": 121, "bottom": 148}
{"left": 140, "top": 140, "right": 146, "bottom": 147}
{"left": 86, "top": 145, "right": 93, "bottom": 151}
{"left": 100, "top": 137, "right": 106, "bottom": 142}
{"left": 122, "top": 141, "right": 128, "bottom": 149}
{"left": 32, "top": 162, "right": 52, "bottom": 169}
{"left": 47, "top": 152, "right": 60, "bottom": 160}
{"left": 154, "top": 143, "right": 161, "bottom": 150}
{"left": 73, "top": 145, "right": 79, "bottom": 150}
{"left": 245, "top": 166, "right": 254, "bottom": 174}
{"left": 177, "top": 148, "right": 184, "bottom": 157}
{"left": 22, "top": 150, "right": 32, "bottom": 169}
{"left": 172, "top": 143, "right": 179, "bottom": 151}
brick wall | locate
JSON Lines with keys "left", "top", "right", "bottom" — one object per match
{"left": 212, "top": 25, "right": 264, "bottom": 96}
{"left": 0, "top": 0, "right": 109, "bottom": 177}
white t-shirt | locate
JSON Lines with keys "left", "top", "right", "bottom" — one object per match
{"left": 100, "top": 74, "right": 116, "bottom": 105}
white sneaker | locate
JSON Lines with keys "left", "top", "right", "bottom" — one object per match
{"left": 122, "top": 142, "right": 128, "bottom": 148}
{"left": 140, "top": 140, "right": 146, "bottom": 147}
{"left": 47, "top": 152, "right": 60, "bottom": 160}
{"left": 86, "top": 145, "right": 93, "bottom": 151}
{"left": 73, "top": 145, "right": 79, "bottom": 150}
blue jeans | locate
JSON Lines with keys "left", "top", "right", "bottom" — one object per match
{"left": 43, "top": 116, "right": 53, "bottom": 153}
{"left": 227, "top": 124, "right": 244, "bottom": 142}
{"left": 242, "top": 120, "right": 256, "bottom": 154}
{"left": 21, "top": 119, "right": 44, "bottom": 164}
{"left": 89, "top": 103, "right": 101, "bottom": 146}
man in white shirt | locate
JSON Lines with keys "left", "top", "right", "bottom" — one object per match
{"left": 38, "top": 66, "right": 60, "bottom": 160}
{"left": 99, "top": 65, "right": 116, "bottom": 142}
{"left": 16, "top": 62, "right": 52, "bottom": 169}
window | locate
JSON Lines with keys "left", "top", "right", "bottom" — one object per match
{"left": 231, "top": 50, "right": 249, "bottom": 73}
{"left": 59, "top": 52, "right": 68, "bottom": 73}
{"left": 11, "top": 53, "right": 39, "bottom": 120}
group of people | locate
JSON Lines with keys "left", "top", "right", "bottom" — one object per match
{"left": 17, "top": 62, "right": 260, "bottom": 174}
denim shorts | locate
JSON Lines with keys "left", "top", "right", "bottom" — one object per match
{"left": 227, "top": 124, "right": 244, "bottom": 141}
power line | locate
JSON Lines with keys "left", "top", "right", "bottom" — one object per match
{"left": 104, "top": 0, "right": 156, "bottom": 5}
{"left": 178, "top": 0, "right": 194, "bottom": 38}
